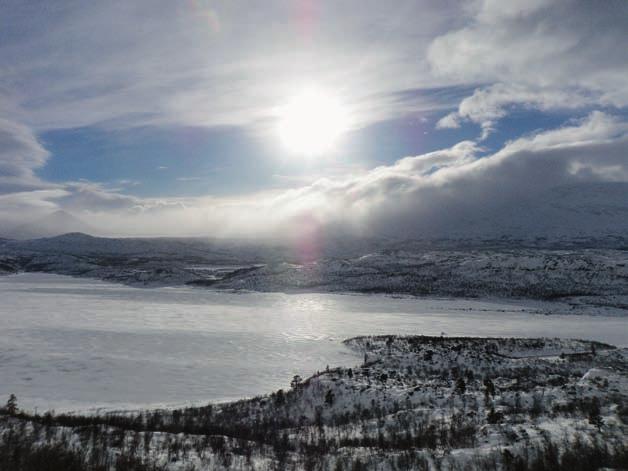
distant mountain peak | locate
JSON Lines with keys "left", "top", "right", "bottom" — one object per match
{"left": 4, "top": 210, "right": 96, "bottom": 240}
{"left": 45, "top": 232, "right": 95, "bottom": 240}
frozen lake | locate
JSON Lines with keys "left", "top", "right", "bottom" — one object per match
{"left": 1, "top": 273, "right": 626, "bottom": 412}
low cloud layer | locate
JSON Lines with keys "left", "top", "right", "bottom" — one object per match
{"left": 260, "top": 111, "right": 628, "bottom": 239}
{"left": 6, "top": 111, "right": 620, "bottom": 239}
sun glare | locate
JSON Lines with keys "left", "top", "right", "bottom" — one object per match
{"left": 277, "top": 88, "right": 349, "bottom": 155}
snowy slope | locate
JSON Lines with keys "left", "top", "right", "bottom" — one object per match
{"left": 1, "top": 232, "right": 627, "bottom": 308}
{"left": 485, "top": 183, "right": 628, "bottom": 239}
{"left": 2, "top": 335, "right": 626, "bottom": 470}
{"left": 408, "top": 182, "right": 628, "bottom": 239}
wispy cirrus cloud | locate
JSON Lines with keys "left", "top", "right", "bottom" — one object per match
{"left": 0, "top": 0, "right": 461, "bottom": 133}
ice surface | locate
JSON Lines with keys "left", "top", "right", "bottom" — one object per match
{"left": 0, "top": 273, "right": 626, "bottom": 412}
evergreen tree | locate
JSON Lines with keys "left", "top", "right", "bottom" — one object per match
{"left": 455, "top": 377, "right": 466, "bottom": 395}
{"left": 5, "top": 394, "right": 17, "bottom": 415}
{"left": 325, "top": 389, "right": 334, "bottom": 407}
{"left": 290, "top": 375, "right": 303, "bottom": 391}
{"left": 588, "top": 397, "right": 604, "bottom": 430}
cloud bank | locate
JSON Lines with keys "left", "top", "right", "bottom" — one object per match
{"left": 14, "top": 111, "right": 620, "bottom": 239}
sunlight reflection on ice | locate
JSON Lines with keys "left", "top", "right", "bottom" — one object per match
{"left": 0, "top": 273, "right": 626, "bottom": 413}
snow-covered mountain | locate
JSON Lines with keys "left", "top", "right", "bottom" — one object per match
{"left": 411, "top": 182, "right": 628, "bottom": 240}
{"left": 484, "top": 183, "right": 628, "bottom": 238}
{"left": 1, "top": 231, "right": 627, "bottom": 312}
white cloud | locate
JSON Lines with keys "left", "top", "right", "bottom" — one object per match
{"left": 176, "top": 177, "right": 202, "bottom": 182}
{"left": 428, "top": 0, "right": 628, "bottom": 135}
{"left": 53, "top": 181, "right": 141, "bottom": 212}
{"left": 435, "top": 112, "right": 461, "bottom": 129}
{"left": 0, "top": 189, "right": 68, "bottom": 228}
{"left": 0, "top": 118, "right": 53, "bottom": 194}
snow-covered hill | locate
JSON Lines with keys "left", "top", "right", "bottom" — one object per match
{"left": 2, "top": 335, "right": 626, "bottom": 470}
{"left": 1, "top": 232, "right": 627, "bottom": 310}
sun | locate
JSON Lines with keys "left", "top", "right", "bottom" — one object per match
{"left": 277, "top": 88, "right": 349, "bottom": 155}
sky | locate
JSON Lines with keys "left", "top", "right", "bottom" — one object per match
{"left": 1, "top": 0, "right": 627, "bottom": 238}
